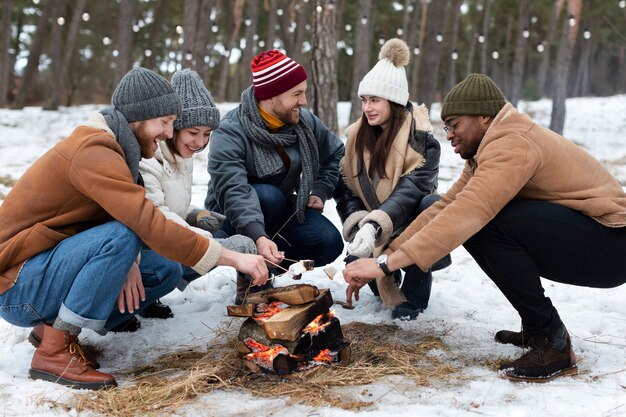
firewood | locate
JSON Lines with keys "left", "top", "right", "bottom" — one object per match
{"left": 245, "top": 284, "right": 320, "bottom": 305}
{"left": 226, "top": 303, "right": 256, "bottom": 317}
{"left": 260, "top": 289, "right": 333, "bottom": 341}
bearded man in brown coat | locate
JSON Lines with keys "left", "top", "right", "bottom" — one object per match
{"left": 0, "top": 68, "right": 269, "bottom": 389}
{"left": 343, "top": 73, "right": 626, "bottom": 382}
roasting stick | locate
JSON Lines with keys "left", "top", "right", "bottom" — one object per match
{"left": 264, "top": 258, "right": 289, "bottom": 273}
{"left": 242, "top": 259, "right": 288, "bottom": 303}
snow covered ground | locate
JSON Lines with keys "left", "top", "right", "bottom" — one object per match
{"left": 1, "top": 95, "right": 625, "bottom": 416}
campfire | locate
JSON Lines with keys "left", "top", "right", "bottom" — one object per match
{"left": 227, "top": 284, "right": 351, "bottom": 375}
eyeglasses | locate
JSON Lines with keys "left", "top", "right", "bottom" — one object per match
{"left": 443, "top": 118, "right": 458, "bottom": 134}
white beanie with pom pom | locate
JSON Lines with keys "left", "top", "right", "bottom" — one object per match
{"left": 358, "top": 38, "right": 410, "bottom": 105}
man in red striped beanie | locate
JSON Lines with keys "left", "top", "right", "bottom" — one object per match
{"left": 205, "top": 49, "right": 345, "bottom": 284}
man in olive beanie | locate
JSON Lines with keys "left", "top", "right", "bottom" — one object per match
{"left": 0, "top": 67, "right": 269, "bottom": 390}
{"left": 343, "top": 73, "right": 626, "bottom": 382}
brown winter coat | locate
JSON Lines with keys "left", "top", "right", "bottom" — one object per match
{"left": 390, "top": 102, "right": 626, "bottom": 271}
{"left": 0, "top": 116, "right": 221, "bottom": 294}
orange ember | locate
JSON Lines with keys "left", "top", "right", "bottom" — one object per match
{"left": 303, "top": 310, "right": 335, "bottom": 335}
{"left": 312, "top": 348, "right": 333, "bottom": 364}
{"left": 253, "top": 301, "right": 287, "bottom": 322}
{"left": 243, "top": 338, "right": 291, "bottom": 368}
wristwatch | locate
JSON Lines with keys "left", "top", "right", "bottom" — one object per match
{"left": 376, "top": 254, "right": 393, "bottom": 275}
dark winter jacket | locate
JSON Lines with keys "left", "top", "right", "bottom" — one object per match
{"left": 205, "top": 106, "right": 344, "bottom": 242}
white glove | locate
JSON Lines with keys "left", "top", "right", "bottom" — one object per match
{"left": 347, "top": 223, "right": 376, "bottom": 258}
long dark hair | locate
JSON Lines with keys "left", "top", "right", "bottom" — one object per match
{"left": 354, "top": 101, "right": 408, "bottom": 180}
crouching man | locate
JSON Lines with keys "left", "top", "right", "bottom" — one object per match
{"left": 0, "top": 67, "right": 269, "bottom": 389}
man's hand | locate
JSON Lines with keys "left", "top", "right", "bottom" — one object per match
{"left": 307, "top": 195, "right": 324, "bottom": 211}
{"left": 117, "top": 262, "right": 145, "bottom": 314}
{"left": 343, "top": 257, "right": 381, "bottom": 306}
{"left": 347, "top": 223, "right": 377, "bottom": 258}
{"left": 256, "top": 236, "right": 285, "bottom": 265}
{"left": 218, "top": 247, "right": 270, "bottom": 285}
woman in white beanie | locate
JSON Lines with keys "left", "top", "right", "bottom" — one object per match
{"left": 336, "top": 38, "right": 450, "bottom": 320}
{"left": 133, "top": 70, "right": 268, "bottom": 329}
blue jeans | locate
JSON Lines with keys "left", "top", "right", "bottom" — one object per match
{"left": 0, "top": 221, "right": 180, "bottom": 331}
{"left": 216, "top": 184, "right": 344, "bottom": 267}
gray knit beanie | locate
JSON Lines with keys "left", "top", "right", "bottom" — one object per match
{"left": 171, "top": 69, "right": 220, "bottom": 130}
{"left": 112, "top": 67, "right": 182, "bottom": 123}
{"left": 440, "top": 73, "right": 506, "bottom": 121}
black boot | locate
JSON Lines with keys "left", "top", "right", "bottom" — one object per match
{"left": 392, "top": 266, "right": 432, "bottom": 321}
{"left": 110, "top": 316, "right": 141, "bottom": 333}
{"left": 140, "top": 299, "right": 173, "bottom": 319}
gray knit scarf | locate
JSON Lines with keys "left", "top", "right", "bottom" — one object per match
{"left": 238, "top": 86, "right": 319, "bottom": 223}
{"left": 100, "top": 107, "right": 142, "bottom": 184}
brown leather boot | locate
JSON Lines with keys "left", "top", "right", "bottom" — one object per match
{"left": 29, "top": 325, "right": 116, "bottom": 390}
{"left": 28, "top": 323, "right": 101, "bottom": 369}
{"left": 494, "top": 328, "right": 531, "bottom": 348}
{"left": 499, "top": 324, "right": 577, "bottom": 382}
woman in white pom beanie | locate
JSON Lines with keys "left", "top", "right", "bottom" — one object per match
{"left": 335, "top": 38, "right": 450, "bottom": 320}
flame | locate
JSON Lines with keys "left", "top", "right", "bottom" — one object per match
{"left": 303, "top": 310, "right": 335, "bottom": 335}
{"left": 253, "top": 301, "right": 287, "bottom": 322}
{"left": 243, "top": 338, "right": 291, "bottom": 369}
{"left": 312, "top": 348, "right": 333, "bottom": 364}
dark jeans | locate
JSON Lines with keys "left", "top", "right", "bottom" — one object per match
{"left": 215, "top": 183, "right": 344, "bottom": 267}
{"left": 463, "top": 199, "right": 626, "bottom": 335}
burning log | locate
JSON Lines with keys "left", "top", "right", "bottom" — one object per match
{"left": 226, "top": 303, "right": 256, "bottom": 317}
{"left": 260, "top": 289, "right": 333, "bottom": 341}
{"left": 245, "top": 284, "right": 319, "bottom": 305}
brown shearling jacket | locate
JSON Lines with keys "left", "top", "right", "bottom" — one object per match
{"left": 0, "top": 115, "right": 221, "bottom": 294}
{"left": 390, "top": 103, "right": 626, "bottom": 271}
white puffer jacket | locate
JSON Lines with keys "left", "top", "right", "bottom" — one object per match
{"left": 140, "top": 141, "right": 210, "bottom": 237}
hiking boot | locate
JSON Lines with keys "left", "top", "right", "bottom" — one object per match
{"left": 494, "top": 328, "right": 531, "bottom": 348}
{"left": 235, "top": 274, "right": 274, "bottom": 305}
{"left": 29, "top": 325, "right": 116, "bottom": 390}
{"left": 499, "top": 324, "right": 578, "bottom": 382}
{"left": 110, "top": 316, "right": 141, "bottom": 333}
{"left": 139, "top": 299, "right": 173, "bottom": 319}
{"left": 391, "top": 302, "right": 422, "bottom": 321}
{"left": 28, "top": 323, "right": 101, "bottom": 369}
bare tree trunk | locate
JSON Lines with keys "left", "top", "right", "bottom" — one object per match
{"left": 193, "top": 0, "right": 214, "bottom": 79}
{"left": 574, "top": 33, "right": 592, "bottom": 96}
{"left": 479, "top": 0, "right": 492, "bottom": 74}
{"left": 418, "top": 0, "right": 448, "bottom": 109}
{"left": 0, "top": 0, "right": 13, "bottom": 107}
{"left": 466, "top": 32, "right": 477, "bottom": 75}
{"left": 215, "top": 0, "right": 244, "bottom": 101}
{"left": 310, "top": 0, "right": 338, "bottom": 133}
{"left": 500, "top": 16, "right": 513, "bottom": 93}
{"left": 141, "top": 0, "right": 167, "bottom": 70}
{"left": 61, "top": 0, "right": 86, "bottom": 106}
{"left": 509, "top": 0, "right": 529, "bottom": 106}
{"left": 291, "top": 0, "right": 310, "bottom": 65}
{"left": 239, "top": 0, "right": 260, "bottom": 91}
{"left": 182, "top": 0, "right": 200, "bottom": 69}
{"left": 409, "top": 0, "right": 428, "bottom": 97}
{"left": 550, "top": 0, "right": 581, "bottom": 135}
{"left": 349, "top": 0, "right": 373, "bottom": 123}
{"left": 13, "top": 0, "right": 53, "bottom": 109}
{"left": 266, "top": 0, "right": 278, "bottom": 48}
{"left": 44, "top": 0, "right": 65, "bottom": 110}
{"left": 446, "top": 0, "right": 461, "bottom": 94}
{"left": 537, "top": 0, "right": 564, "bottom": 97}
{"left": 115, "top": 0, "right": 135, "bottom": 85}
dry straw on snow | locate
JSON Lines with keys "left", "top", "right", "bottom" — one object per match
{"left": 68, "top": 322, "right": 460, "bottom": 416}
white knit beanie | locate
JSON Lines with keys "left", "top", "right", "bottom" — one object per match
{"left": 358, "top": 38, "right": 410, "bottom": 105}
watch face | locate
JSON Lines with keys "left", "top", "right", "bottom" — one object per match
{"left": 376, "top": 254, "right": 387, "bottom": 264}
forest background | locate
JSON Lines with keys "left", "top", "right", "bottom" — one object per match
{"left": 0, "top": 0, "right": 625, "bottom": 135}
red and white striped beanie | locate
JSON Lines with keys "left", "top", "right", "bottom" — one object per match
{"left": 251, "top": 49, "right": 307, "bottom": 101}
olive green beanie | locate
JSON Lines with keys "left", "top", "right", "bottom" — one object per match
{"left": 440, "top": 73, "right": 506, "bottom": 121}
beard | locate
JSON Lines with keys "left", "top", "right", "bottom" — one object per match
{"left": 131, "top": 122, "right": 158, "bottom": 158}
{"left": 272, "top": 103, "right": 300, "bottom": 125}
